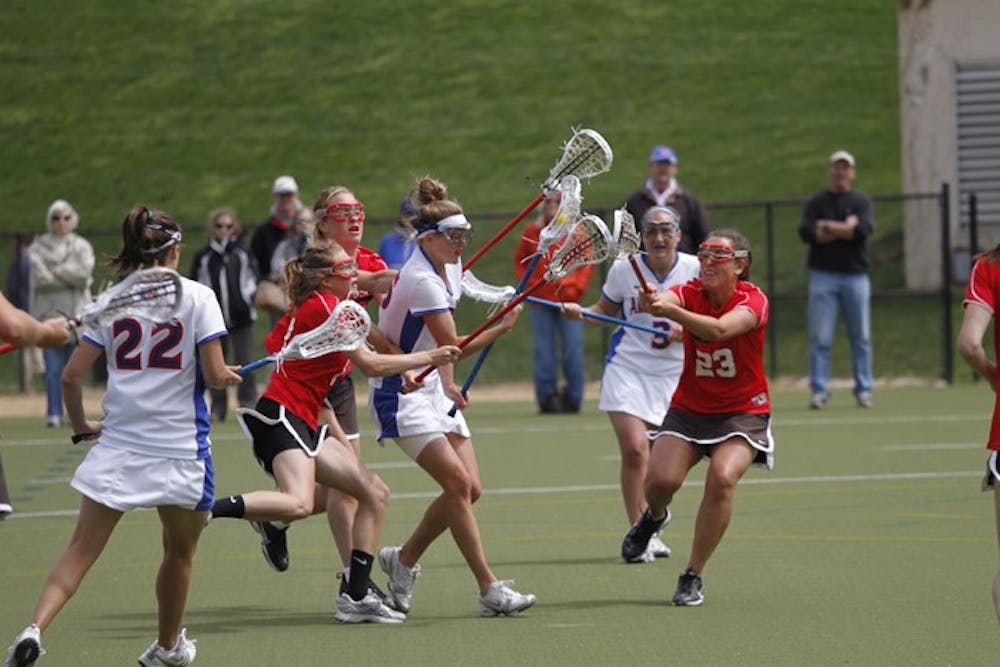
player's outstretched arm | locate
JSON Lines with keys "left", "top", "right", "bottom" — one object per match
{"left": 200, "top": 338, "right": 243, "bottom": 390}
{"left": 0, "top": 294, "right": 72, "bottom": 348}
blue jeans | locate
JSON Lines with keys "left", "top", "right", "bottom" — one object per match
{"left": 528, "top": 304, "right": 585, "bottom": 406}
{"left": 807, "top": 269, "right": 873, "bottom": 398}
{"left": 43, "top": 344, "right": 75, "bottom": 419}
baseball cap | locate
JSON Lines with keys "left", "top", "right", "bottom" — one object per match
{"left": 829, "top": 150, "right": 855, "bottom": 167}
{"left": 649, "top": 145, "right": 678, "bottom": 164}
{"left": 272, "top": 175, "right": 299, "bottom": 195}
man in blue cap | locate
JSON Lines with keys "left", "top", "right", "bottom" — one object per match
{"left": 624, "top": 145, "right": 711, "bottom": 255}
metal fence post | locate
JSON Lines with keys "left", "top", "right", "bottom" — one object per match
{"left": 764, "top": 202, "right": 777, "bottom": 378}
{"left": 940, "top": 182, "right": 953, "bottom": 385}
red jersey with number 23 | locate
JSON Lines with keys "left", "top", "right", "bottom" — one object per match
{"left": 668, "top": 279, "right": 770, "bottom": 415}
{"left": 963, "top": 257, "right": 1000, "bottom": 451}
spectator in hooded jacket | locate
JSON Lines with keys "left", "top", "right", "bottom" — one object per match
{"left": 190, "top": 207, "right": 260, "bottom": 421}
{"left": 29, "top": 199, "right": 94, "bottom": 428}
{"left": 250, "top": 175, "right": 303, "bottom": 324}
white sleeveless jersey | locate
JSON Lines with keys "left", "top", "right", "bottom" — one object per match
{"left": 80, "top": 276, "right": 227, "bottom": 460}
{"left": 369, "top": 248, "right": 462, "bottom": 393}
{"left": 601, "top": 252, "right": 701, "bottom": 377}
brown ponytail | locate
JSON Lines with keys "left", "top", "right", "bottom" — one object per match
{"left": 107, "top": 205, "right": 183, "bottom": 278}
{"left": 284, "top": 243, "right": 345, "bottom": 307}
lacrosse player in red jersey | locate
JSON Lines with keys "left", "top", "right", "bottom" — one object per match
{"left": 957, "top": 244, "right": 1000, "bottom": 625}
{"left": 620, "top": 229, "right": 772, "bottom": 608}
{"left": 4, "top": 206, "right": 243, "bottom": 667}
{"left": 209, "top": 243, "right": 458, "bottom": 624}
{"left": 370, "top": 176, "right": 536, "bottom": 618}
{"left": 562, "top": 206, "right": 700, "bottom": 564}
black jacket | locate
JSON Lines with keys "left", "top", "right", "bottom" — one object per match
{"left": 189, "top": 239, "right": 259, "bottom": 329}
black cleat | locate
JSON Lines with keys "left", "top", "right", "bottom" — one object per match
{"left": 672, "top": 569, "right": 704, "bottom": 606}
{"left": 250, "top": 521, "right": 289, "bottom": 572}
{"left": 621, "top": 508, "right": 670, "bottom": 563}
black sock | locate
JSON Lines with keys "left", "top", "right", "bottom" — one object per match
{"left": 211, "top": 494, "right": 245, "bottom": 519}
{"left": 347, "top": 550, "right": 374, "bottom": 601}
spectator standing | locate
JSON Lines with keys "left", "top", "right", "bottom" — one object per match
{"left": 378, "top": 196, "right": 418, "bottom": 270}
{"left": 189, "top": 208, "right": 260, "bottom": 421}
{"left": 269, "top": 207, "right": 314, "bottom": 282}
{"left": 251, "top": 175, "right": 303, "bottom": 323}
{"left": 513, "top": 192, "right": 594, "bottom": 413}
{"left": 798, "top": 150, "right": 875, "bottom": 409}
{"left": 624, "top": 145, "right": 711, "bottom": 255}
{"left": 29, "top": 199, "right": 94, "bottom": 427}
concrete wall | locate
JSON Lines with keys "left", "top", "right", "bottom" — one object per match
{"left": 898, "top": 0, "right": 1000, "bottom": 289}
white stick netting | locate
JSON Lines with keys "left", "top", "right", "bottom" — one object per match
{"left": 80, "top": 267, "right": 183, "bottom": 327}
{"left": 612, "top": 207, "right": 642, "bottom": 259}
{"left": 545, "top": 214, "right": 613, "bottom": 280}
{"left": 538, "top": 175, "right": 583, "bottom": 251}
{"left": 545, "top": 128, "right": 613, "bottom": 191}
{"left": 461, "top": 271, "right": 516, "bottom": 304}
{"left": 281, "top": 300, "right": 371, "bottom": 363}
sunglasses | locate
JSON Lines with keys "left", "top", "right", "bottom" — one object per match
{"left": 51, "top": 214, "right": 72, "bottom": 222}
{"left": 441, "top": 229, "right": 472, "bottom": 245}
{"left": 324, "top": 202, "right": 365, "bottom": 223}
{"left": 214, "top": 222, "right": 234, "bottom": 229}
{"left": 697, "top": 242, "right": 748, "bottom": 264}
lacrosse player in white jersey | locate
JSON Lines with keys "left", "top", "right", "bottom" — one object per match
{"left": 369, "top": 176, "right": 536, "bottom": 618}
{"left": 563, "top": 206, "right": 700, "bottom": 563}
{"left": 4, "top": 206, "right": 242, "bottom": 667}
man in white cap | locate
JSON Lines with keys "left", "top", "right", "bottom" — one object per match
{"left": 798, "top": 150, "right": 875, "bottom": 410}
{"left": 624, "top": 145, "right": 711, "bottom": 254}
{"left": 250, "top": 175, "right": 303, "bottom": 294}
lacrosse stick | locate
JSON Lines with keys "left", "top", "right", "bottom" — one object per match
{"left": 414, "top": 213, "right": 613, "bottom": 385}
{"left": 238, "top": 300, "right": 371, "bottom": 375}
{"left": 447, "top": 177, "right": 584, "bottom": 414}
{"left": 461, "top": 271, "right": 516, "bottom": 311}
{"left": 463, "top": 128, "right": 612, "bottom": 272}
{"left": 612, "top": 207, "right": 652, "bottom": 294}
{"left": 0, "top": 267, "right": 183, "bottom": 356}
{"left": 525, "top": 296, "right": 666, "bottom": 337}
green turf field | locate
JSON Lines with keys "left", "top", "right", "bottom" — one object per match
{"left": 0, "top": 385, "right": 996, "bottom": 665}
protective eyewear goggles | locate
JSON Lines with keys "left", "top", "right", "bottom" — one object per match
{"left": 697, "top": 242, "right": 748, "bottom": 264}
{"left": 324, "top": 202, "right": 366, "bottom": 223}
{"left": 643, "top": 222, "right": 680, "bottom": 237}
{"left": 440, "top": 228, "right": 473, "bottom": 245}
{"left": 307, "top": 259, "right": 358, "bottom": 279}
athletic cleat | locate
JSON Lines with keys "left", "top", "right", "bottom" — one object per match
{"left": 3, "top": 625, "right": 43, "bottom": 667}
{"left": 337, "top": 572, "right": 396, "bottom": 609}
{"left": 335, "top": 592, "right": 406, "bottom": 624}
{"left": 809, "top": 393, "right": 827, "bottom": 410}
{"left": 672, "top": 569, "right": 705, "bottom": 607}
{"left": 136, "top": 628, "right": 197, "bottom": 666}
{"left": 378, "top": 546, "right": 420, "bottom": 613}
{"left": 250, "top": 520, "right": 289, "bottom": 572}
{"left": 856, "top": 392, "right": 874, "bottom": 409}
{"left": 621, "top": 508, "right": 671, "bottom": 563}
{"left": 648, "top": 533, "right": 672, "bottom": 559}
{"left": 478, "top": 579, "right": 537, "bottom": 617}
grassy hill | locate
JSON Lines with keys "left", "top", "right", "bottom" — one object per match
{"left": 1, "top": 0, "right": 912, "bottom": 389}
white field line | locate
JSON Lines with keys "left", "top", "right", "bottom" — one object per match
{"left": 0, "top": 411, "right": 987, "bottom": 447}
{"left": 6, "top": 469, "right": 980, "bottom": 520}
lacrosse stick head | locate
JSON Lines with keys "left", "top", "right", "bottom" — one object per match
{"left": 287, "top": 299, "right": 371, "bottom": 361}
{"left": 79, "top": 267, "right": 182, "bottom": 327}
{"left": 538, "top": 175, "right": 583, "bottom": 251}
{"left": 544, "top": 128, "right": 613, "bottom": 191}
{"left": 545, "top": 214, "right": 613, "bottom": 281}
{"left": 612, "top": 207, "right": 642, "bottom": 259}
{"left": 461, "top": 271, "right": 516, "bottom": 304}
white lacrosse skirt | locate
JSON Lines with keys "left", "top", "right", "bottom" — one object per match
{"left": 369, "top": 373, "right": 471, "bottom": 441}
{"left": 71, "top": 443, "right": 213, "bottom": 512}
{"left": 598, "top": 361, "right": 680, "bottom": 426}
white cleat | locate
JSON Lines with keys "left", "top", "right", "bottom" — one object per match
{"left": 478, "top": 580, "right": 537, "bottom": 617}
{"left": 335, "top": 592, "right": 406, "bottom": 624}
{"left": 648, "top": 533, "right": 672, "bottom": 559}
{"left": 136, "top": 627, "right": 197, "bottom": 666}
{"left": 3, "top": 625, "right": 44, "bottom": 667}
{"left": 378, "top": 546, "right": 420, "bottom": 613}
